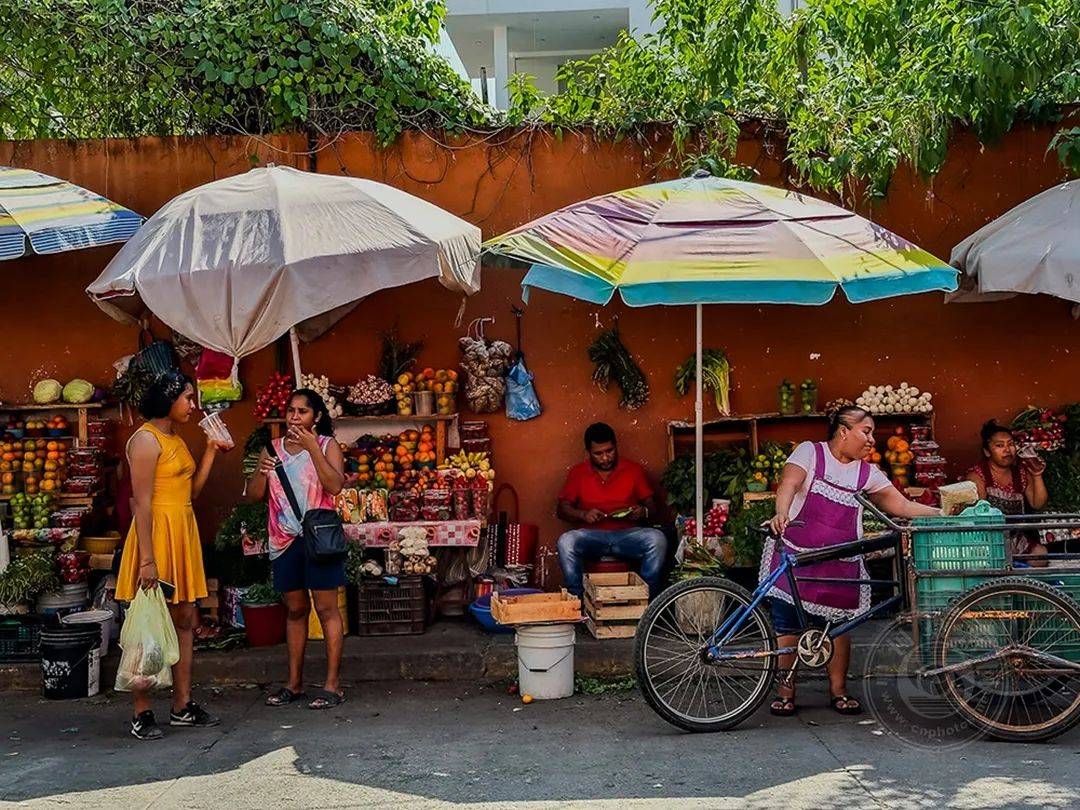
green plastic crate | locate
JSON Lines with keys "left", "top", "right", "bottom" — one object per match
{"left": 911, "top": 501, "right": 1006, "bottom": 572}
{"left": 915, "top": 573, "right": 992, "bottom": 612}
{"left": 917, "top": 572, "right": 1080, "bottom": 667}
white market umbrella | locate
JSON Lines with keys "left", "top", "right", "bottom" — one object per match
{"left": 87, "top": 165, "right": 482, "bottom": 376}
{"left": 949, "top": 180, "right": 1080, "bottom": 310}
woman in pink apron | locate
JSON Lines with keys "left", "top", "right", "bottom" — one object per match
{"left": 761, "top": 406, "right": 940, "bottom": 717}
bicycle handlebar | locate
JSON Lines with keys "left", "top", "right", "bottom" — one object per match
{"left": 855, "top": 492, "right": 1080, "bottom": 534}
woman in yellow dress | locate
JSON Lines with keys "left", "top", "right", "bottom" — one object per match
{"left": 115, "top": 371, "right": 228, "bottom": 740}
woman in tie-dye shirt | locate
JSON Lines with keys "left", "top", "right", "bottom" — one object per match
{"left": 246, "top": 389, "right": 346, "bottom": 709}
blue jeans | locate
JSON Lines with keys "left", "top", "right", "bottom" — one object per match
{"left": 557, "top": 528, "right": 668, "bottom": 598}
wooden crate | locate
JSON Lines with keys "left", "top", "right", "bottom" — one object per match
{"left": 491, "top": 589, "right": 581, "bottom": 625}
{"left": 585, "top": 616, "right": 639, "bottom": 639}
{"left": 584, "top": 571, "right": 648, "bottom": 603}
{"left": 584, "top": 572, "right": 649, "bottom": 640}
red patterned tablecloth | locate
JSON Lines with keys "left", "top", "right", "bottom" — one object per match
{"left": 343, "top": 520, "right": 483, "bottom": 548}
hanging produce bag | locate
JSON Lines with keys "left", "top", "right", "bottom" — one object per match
{"left": 506, "top": 356, "right": 541, "bottom": 421}
{"left": 505, "top": 306, "right": 541, "bottom": 421}
{"left": 458, "top": 318, "right": 512, "bottom": 413}
{"left": 196, "top": 349, "right": 243, "bottom": 405}
{"left": 115, "top": 587, "right": 180, "bottom": 692}
{"left": 131, "top": 328, "right": 178, "bottom": 378}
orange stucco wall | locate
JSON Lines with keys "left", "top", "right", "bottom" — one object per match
{"left": 0, "top": 126, "right": 1074, "bottom": 584}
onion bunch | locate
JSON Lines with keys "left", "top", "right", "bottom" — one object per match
{"left": 856, "top": 383, "right": 932, "bottom": 415}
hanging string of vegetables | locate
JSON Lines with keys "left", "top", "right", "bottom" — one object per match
{"left": 674, "top": 349, "right": 731, "bottom": 414}
{"left": 587, "top": 327, "right": 649, "bottom": 410}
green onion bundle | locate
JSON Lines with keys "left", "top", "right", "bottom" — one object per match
{"left": 674, "top": 349, "right": 731, "bottom": 414}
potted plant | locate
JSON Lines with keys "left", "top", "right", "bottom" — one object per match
{"left": 240, "top": 581, "right": 286, "bottom": 647}
{"left": 0, "top": 548, "right": 59, "bottom": 614}
{"left": 211, "top": 501, "right": 271, "bottom": 627}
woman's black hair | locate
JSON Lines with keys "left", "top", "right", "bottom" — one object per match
{"left": 827, "top": 405, "right": 870, "bottom": 439}
{"left": 981, "top": 419, "right": 1012, "bottom": 449}
{"left": 138, "top": 371, "right": 193, "bottom": 419}
{"left": 289, "top": 388, "right": 334, "bottom": 436}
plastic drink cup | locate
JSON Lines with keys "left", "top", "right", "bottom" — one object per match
{"left": 198, "top": 411, "right": 234, "bottom": 451}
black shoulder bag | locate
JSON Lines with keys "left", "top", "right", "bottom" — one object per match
{"left": 266, "top": 441, "right": 347, "bottom": 562}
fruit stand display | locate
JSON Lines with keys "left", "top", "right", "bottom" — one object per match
{"left": 241, "top": 346, "right": 497, "bottom": 634}
{"left": 0, "top": 382, "right": 119, "bottom": 659}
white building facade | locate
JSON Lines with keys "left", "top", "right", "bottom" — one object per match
{"left": 443, "top": 0, "right": 801, "bottom": 109}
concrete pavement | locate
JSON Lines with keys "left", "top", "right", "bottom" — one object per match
{"left": 1, "top": 618, "right": 907, "bottom": 692}
{"left": 2, "top": 680, "right": 1079, "bottom": 809}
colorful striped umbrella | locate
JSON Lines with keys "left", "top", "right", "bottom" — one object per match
{"left": 484, "top": 172, "right": 957, "bottom": 548}
{"left": 0, "top": 167, "right": 143, "bottom": 261}
{"left": 486, "top": 172, "right": 957, "bottom": 306}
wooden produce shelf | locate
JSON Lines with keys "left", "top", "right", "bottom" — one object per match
{"left": 0, "top": 402, "right": 104, "bottom": 411}
{"left": 266, "top": 413, "right": 460, "bottom": 466}
{"left": 668, "top": 410, "right": 934, "bottom": 458}
{"left": 0, "top": 491, "right": 98, "bottom": 505}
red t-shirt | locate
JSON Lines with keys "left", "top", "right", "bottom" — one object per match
{"left": 558, "top": 459, "right": 654, "bottom": 531}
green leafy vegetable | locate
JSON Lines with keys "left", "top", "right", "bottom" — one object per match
{"left": 675, "top": 349, "right": 732, "bottom": 414}
{"left": 588, "top": 327, "right": 649, "bottom": 410}
{"left": 0, "top": 548, "right": 59, "bottom": 606}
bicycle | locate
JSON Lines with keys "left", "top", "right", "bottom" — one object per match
{"left": 634, "top": 496, "right": 1080, "bottom": 742}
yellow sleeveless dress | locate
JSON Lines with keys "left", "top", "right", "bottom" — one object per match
{"left": 115, "top": 423, "right": 208, "bottom": 605}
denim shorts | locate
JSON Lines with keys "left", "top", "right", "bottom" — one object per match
{"left": 769, "top": 597, "right": 827, "bottom": 635}
{"left": 271, "top": 537, "right": 346, "bottom": 593}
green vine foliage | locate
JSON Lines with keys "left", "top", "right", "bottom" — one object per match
{"left": 0, "top": 0, "right": 489, "bottom": 143}
{"left": 513, "top": 0, "right": 1080, "bottom": 196}
{"left": 1, "top": 0, "right": 1077, "bottom": 194}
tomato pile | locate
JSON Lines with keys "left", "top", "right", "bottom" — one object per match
{"left": 253, "top": 373, "right": 293, "bottom": 423}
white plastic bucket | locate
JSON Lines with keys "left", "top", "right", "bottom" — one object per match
{"left": 515, "top": 623, "right": 576, "bottom": 700}
{"left": 61, "top": 610, "right": 113, "bottom": 657}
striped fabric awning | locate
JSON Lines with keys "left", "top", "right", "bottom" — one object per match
{"left": 0, "top": 166, "right": 143, "bottom": 260}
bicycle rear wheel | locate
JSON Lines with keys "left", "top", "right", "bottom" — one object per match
{"left": 933, "top": 577, "right": 1080, "bottom": 743}
{"left": 634, "top": 577, "right": 776, "bottom": 733}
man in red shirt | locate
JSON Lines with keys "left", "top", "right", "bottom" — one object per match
{"left": 556, "top": 423, "right": 667, "bottom": 598}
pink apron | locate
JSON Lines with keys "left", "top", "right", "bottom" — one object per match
{"left": 759, "top": 442, "right": 871, "bottom": 620}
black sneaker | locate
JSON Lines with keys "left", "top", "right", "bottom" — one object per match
{"left": 170, "top": 701, "right": 220, "bottom": 728}
{"left": 130, "top": 710, "right": 163, "bottom": 741}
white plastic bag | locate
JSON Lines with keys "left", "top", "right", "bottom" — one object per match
{"left": 115, "top": 587, "right": 180, "bottom": 692}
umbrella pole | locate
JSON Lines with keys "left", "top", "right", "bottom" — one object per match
{"left": 289, "top": 326, "right": 303, "bottom": 383}
{"left": 695, "top": 304, "right": 704, "bottom": 546}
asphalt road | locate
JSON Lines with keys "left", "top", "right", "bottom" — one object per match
{"left": 2, "top": 680, "right": 1080, "bottom": 809}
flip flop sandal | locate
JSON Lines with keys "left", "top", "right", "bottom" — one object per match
{"left": 769, "top": 696, "right": 797, "bottom": 717}
{"left": 265, "top": 687, "right": 306, "bottom": 707}
{"left": 308, "top": 689, "right": 346, "bottom": 710}
{"left": 830, "top": 694, "right": 863, "bottom": 716}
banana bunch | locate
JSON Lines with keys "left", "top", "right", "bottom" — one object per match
{"left": 440, "top": 450, "right": 495, "bottom": 482}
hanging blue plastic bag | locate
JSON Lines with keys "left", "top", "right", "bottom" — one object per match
{"left": 506, "top": 355, "right": 541, "bottom": 421}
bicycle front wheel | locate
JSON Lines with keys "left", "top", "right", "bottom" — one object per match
{"left": 934, "top": 577, "right": 1080, "bottom": 743}
{"left": 634, "top": 577, "right": 777, "bottom": 733}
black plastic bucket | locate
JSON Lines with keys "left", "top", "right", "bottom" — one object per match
{"left": 40, "top": 625, "right": 101, "bottom": 699}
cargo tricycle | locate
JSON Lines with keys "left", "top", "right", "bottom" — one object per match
{"left": 634, "top": 497, "right": 1080, "bottom": 742}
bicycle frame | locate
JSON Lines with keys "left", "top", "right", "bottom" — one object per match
{"left": 706, "top": 529, "right": 906, "bottom": 662}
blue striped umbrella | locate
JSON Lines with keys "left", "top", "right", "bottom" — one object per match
{"left": 0, "top": 167, "right": 143, "bottom": 260}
